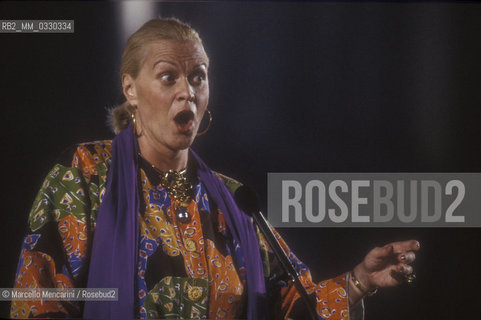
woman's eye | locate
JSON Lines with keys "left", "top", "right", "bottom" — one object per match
{"left": 159, "top": 73, "right": 175, "bottom": 84}
{"left": 190, "top": 71, "right": 206, "bottom": 85}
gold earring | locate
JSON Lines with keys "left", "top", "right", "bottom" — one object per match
{"left": 196, "top": 109, "right": 212, "bottom": 136}
{"left": 131, "top": 110, "right": 141, "bottom": 136}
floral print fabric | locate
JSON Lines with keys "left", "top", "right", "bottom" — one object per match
{"left": 11, "top": 141, "right": 350, "bottom": 319}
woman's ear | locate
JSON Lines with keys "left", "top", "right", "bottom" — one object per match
{"left": 122, "top": 74, "right": 138, "bottom": 107}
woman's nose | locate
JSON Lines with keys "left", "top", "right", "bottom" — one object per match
{"left": 177, "top": 77, "right": 195, "bottom": 102}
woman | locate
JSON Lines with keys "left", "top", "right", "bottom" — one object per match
{"left": 11, "top": 18, "right": 419, "bottom": 320}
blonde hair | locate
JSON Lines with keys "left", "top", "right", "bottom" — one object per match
{"left": 108, "top": 18, "right": 206, "bottom": 134}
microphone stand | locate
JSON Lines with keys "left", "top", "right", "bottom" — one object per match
{"left": 250, "top": 209, "right": 319, "bottom": 320}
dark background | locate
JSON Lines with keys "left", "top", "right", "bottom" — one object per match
{"left": 1, "top": 1, "right": 480, "bottom": 319}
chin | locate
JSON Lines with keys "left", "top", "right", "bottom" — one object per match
{"left": 170, "top": 137, "right": 195, "bottom": 151}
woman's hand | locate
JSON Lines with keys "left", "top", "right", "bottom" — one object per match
{"left": 349, "top": 240, "right": 420, "bottom": 306}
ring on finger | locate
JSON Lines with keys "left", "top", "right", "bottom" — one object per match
{"left": 405, "top": 273, "right": 416, "bottom": 283}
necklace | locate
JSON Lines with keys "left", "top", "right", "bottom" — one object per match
{"left": 138, "top": 153, "right": 193, "bottom": 223}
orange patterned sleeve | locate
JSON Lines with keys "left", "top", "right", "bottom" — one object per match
{"left": 11, "top": 235, "right": 79, "bottom": 318}
{"left": 258, "top": 225, "right": 363, "bottom": 320}
{"left": 11, "top": 141, "right": 112, "bottom": 318}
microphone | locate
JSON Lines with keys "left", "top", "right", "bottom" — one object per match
{"left": 234, "top": 184, "right": 261, "bottom": 214}
{"left": 234, "top": 186, "right": 319, "bottom": 320}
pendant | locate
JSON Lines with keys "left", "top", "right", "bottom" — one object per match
{"left": 176, "top": 206, "right": 191, "bottom": 223}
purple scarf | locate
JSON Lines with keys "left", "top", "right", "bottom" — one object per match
{"left": 190, "top": 150, "right": 266, "bottom": 319}
{"left": 83, "top": 124, "right": 140, "bottom": 319}
{"left": 83, "top": 125, "right": 266, "bottom": 319}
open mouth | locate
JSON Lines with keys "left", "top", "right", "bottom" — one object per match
{"left": 173, "top": 110, "right": 195, "bottom": 133}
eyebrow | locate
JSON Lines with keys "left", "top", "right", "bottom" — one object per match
{"left": 195, "top": 63, "right": 208, "bottom": 70}
{"left": 152, "top": 60, "right": 208, "bottom": 70}
{"left": 152, "top": 60, "right": 177, "bottom": 69}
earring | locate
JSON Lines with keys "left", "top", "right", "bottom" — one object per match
{"left": 131, "top": 110, "right": 141, "bottom": 136}
{"left": 196, "top": 109, "right": 212, "bottom": 136}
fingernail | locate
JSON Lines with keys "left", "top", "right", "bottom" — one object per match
{"left": 415, "top": 241, "right": 420, "bottom": 249}
{"left": 400, "top": 254, "right": 406, "bottom": 261}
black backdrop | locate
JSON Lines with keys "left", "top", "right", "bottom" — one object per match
{"left": 1, "top": 1, "right": 480, "bottom": 319}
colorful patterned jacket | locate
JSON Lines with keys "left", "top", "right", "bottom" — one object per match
{"left": 11, "top": 140, "right": 361, "bottom": 319}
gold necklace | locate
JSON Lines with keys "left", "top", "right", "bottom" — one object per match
{"left": 138, "top": 153, "right": 193, "bottom": 223}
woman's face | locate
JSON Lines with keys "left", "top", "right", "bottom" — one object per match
{"left": 125, "top": 39, "right": 209, "bottom": 153}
